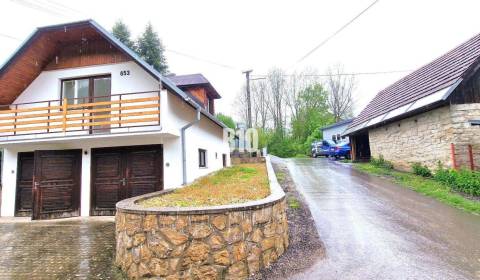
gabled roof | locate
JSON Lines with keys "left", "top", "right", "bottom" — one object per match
{"left": 346, "top": 32, "right": 480, "bottom": 135}
{"left": 0, "top": 20, "right": 226, "bottom": 128}
{"left": 168, "top": 73, "right": 221, "bottom": 99}
{"left": 320, "top": 119, "right": 353, "bottom": 131}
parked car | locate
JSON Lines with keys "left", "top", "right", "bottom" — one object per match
{"left": 312, "top": 140, "right": 336, "bottom": 157}
{"left": 329, "top": 141, "right": 352, "bottom": 159}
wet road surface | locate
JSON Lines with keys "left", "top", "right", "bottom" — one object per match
{"left": 279, "top": 158, "right": 480, "bottom": 280}
{"left": 0, "top": 217, "right": 123, "bottom": 280}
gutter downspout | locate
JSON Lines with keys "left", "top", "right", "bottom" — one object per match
{"left": 181, "top": 102, "right": 201, "bottom": 185}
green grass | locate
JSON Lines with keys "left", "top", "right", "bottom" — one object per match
{"left": 140, "top": 163, "right": 270, "bottom": 207}
{"left": 276, "top": 170, "right": 286, "bottom": 184}
{"left": 354, "top": 163, "right": 480, "bottom": 215}
{"left": 287, "top": 196, "right": 300, "bottom": 209}
{"left": 293, "top": 154, "right": 309, "bottom": 158}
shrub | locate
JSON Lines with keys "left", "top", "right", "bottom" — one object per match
{"left": 451, "top": 169, "right": 480, "bottom": 196}
{"left": 434, "top": 162, "right": 454, "bottom": 184}
{"left": 371, "top": 155, "right": 393, "bottom": 169}
{"left": 267, "top": 133, "right": 297, "bottom": 158}
{"left": 412, "top": 163, "right": 432, "bottom": 177}
{"left": 434, "top": 163, "right": 480, "bottom": 196}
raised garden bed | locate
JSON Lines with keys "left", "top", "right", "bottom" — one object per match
{"left": 140, "top": 163, "right": 270, "bottom": 208}
{"left": 115, "top": 157, "right": 288, "bottom": 279}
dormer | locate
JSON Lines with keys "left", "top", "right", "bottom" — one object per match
{"left": 168, "top": 74, "right": 221, "bottom": 114}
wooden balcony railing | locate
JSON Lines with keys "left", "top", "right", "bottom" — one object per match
{"left": 0, "top": 91, "right": 161, "bottom": 138}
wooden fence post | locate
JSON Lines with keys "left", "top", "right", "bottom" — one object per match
{"left": 451, "top": 143, "right": 457, "bottom": 170}
{"left": 62, "top": 98, "right": 68, "bottom": 132}
{"left": 468, "top": 144, "right": 474, "bottom": 171}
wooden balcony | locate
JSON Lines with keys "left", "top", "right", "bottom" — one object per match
{"left": 0, "top": 91, "right": 161, "bottom": 141}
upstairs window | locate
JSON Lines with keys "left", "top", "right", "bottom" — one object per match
{"left": 62, "top": 78, "right": 89, "bottom": 104}
{"left": 61, "top": 75, "right": 111, "bottom": 105}
{"left": 199, "top": 149, "right": 207, "bottom": 168}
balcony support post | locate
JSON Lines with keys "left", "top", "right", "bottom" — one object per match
{"left": 62, "top": 98, "right": 67, "bottom": 132}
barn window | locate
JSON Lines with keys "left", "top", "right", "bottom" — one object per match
{"left": 199, "top": 149, "right": 207, "bottom": 168}
{"left": 469, "top": 120, "right": 480, "bottom": 126}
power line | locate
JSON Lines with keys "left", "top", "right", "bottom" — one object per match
{"left": 10, "top": 0, "right": 68, "bottom": 17}
{"left": 0, "top": 29, "right": 242, "bottom": 72}
{"left": 166, "top": 49, "right": 239, "bottom": 71}
{"left": 0, "top": 33, "right": 22, "bottom": 41}
{"left": 292, "top": 0, "right": 380, "bottom": 68}
{"left": 41, "top": 0, "right": 87, "bottom": 16}
{"left": 251, "top": 69, "right": 412, "bottom": 78}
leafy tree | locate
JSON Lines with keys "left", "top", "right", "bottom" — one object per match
{"left": 291, "top": 83, "right": 334, "bottom": 145}
{"left": 112, "top": 20, "right": 135, "bottom": 50}
{"left": 137, "top": 22, "right": 169, "bottom": 74}
{"left": 216, "top": 113, "right": 236, "bottom": 129}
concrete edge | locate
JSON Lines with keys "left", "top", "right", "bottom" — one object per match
{"left": 116, "top": 155, "right": 286, "bottom": 215}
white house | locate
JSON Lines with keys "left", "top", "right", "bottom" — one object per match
{"left": 0, "top": 20, "right": 230, "bottom": 219}
{"left": 320, "top": 119, "right": 353, "bottom": 143}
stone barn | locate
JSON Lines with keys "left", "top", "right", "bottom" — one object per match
{"left": 345, "top": 33, "right": 480, "bottom": 171}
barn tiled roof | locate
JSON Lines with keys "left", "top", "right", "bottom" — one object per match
{"left": 349, "top": 32, "right": 480, "bottom": 131}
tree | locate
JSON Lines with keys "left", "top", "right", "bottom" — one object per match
{"left": 265, "top": 68, "right": 287, "bottom": 134}
{"left": 251, "top": 79, "right": 269, "bottom": 129}
{"left": 137, "top": 22, "right": 169, "bottom": 74}
{"left": 216, "top": 113, "right": 236, "bottom": 129}
{"left": 291, "top": 83, "right": 333, "bottom": 144}
{"left": 326, "top": 65, "right": 355, "bottom": 122}
{"left": 285, "top": 68, "right": 320, "bottom": 121}
{"left": 234, "top": 84, "right": 249, "bottom": 126}
{"left": 112, "top": 20, "right": 135, "bottom": 50}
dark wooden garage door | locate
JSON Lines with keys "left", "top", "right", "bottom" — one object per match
{"left": 91, "top": 145, "right": 163, "bottom": 216}
{"left": 32, "top": 150, "right": 82, "bottom": 220}
{"left": 15, "top": 152, "right": 34, "bottom": 217}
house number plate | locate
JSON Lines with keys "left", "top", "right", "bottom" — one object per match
{"left": 120, "top": 70, "right": 130, "bottom": 76}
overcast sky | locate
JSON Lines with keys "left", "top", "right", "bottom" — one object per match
{"left": 1, "top": 0, "right": 480, "bottom": 119}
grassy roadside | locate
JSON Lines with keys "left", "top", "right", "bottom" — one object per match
{"left": 140, "top": 163, "right": 269, "bottom": 207}
{"left": 353, "top": 163, "right": 480, "bottom": 215}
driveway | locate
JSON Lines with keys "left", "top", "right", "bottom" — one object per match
{"left": 0, "top": 217, "right": 122, "bottom": 280}
{"left": 277, "top": 158, "right": 480, "bottom": 280}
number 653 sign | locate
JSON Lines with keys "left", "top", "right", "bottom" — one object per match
{"left": 120, "top": 70, "right": 130, "bottom": 76}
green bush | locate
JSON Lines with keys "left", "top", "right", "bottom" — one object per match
{"left": 412, "top": 163, "right": 432, "bottom": 177}
{"left": 267, "top": 132, "right": 297, "bottom": 158}
{"left": 370, "top": 155, "right": 394, "bottom": 169}
{"left": 434, "top": 163, "right": 480, "bottom": 196}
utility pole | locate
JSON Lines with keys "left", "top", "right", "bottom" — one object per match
{"left": 243, "top": 69, "right": 253, "bottom": 128}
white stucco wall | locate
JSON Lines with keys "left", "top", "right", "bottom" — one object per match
{"left": 162, "top": 89, "right": 230, "bottom": 185}
{"left": 14, "top": 61, "right": 159, "bottom": 104}
{"left": 0, "top": 62, "right": 230, "bottom": 217}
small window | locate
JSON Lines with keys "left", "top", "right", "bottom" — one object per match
{"left": 199, "top": 149, "right": 207, "bottom": 168}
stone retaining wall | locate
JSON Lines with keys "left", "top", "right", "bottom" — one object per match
{"left": 115, "top": 157, "right": 288, "bottom": 280}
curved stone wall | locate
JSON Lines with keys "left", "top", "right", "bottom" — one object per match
{"left": 115, "top": 157, "right": 288, "bottom": 279}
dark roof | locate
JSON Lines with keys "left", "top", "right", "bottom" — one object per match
{"left": 168, "top": 73, "right": 221, "bottom": 99}
{"left": 349, "top": 32, "right": 480, "bottom": 131}
{"left": 320, "top": 119, "right": 353, "bottom": 131}
{"left": 168, "top": 73, "right": 210, "bottom": 85}
{"left": 0, "top": 20, "right": 226, "bottom": 128}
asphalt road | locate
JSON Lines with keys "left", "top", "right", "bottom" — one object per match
{"left": 276, "top": 157, "right": 480, "bottom": 280}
